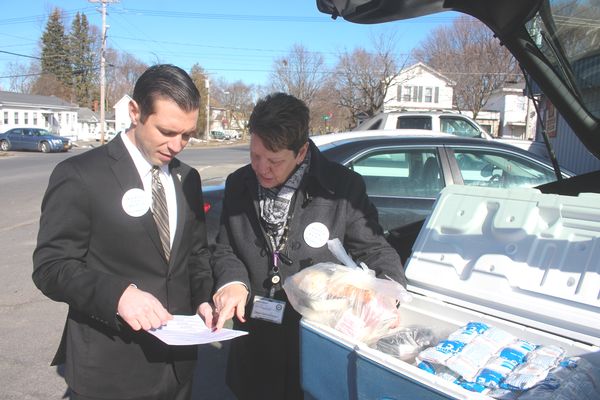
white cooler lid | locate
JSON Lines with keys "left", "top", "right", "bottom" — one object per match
{"left": 405, "top": 185, "right": 600, "bottom": 346}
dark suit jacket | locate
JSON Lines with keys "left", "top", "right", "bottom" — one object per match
{"left": 32, "top": 135, "right": 213, "bottom": 398}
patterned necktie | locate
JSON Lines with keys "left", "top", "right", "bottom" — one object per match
{"left": 151, "top": 166, "right": 170, "bottom": 261}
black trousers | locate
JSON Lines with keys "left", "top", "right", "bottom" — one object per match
{"left": 68, "top": 365, "right": 192, "bottom": 400}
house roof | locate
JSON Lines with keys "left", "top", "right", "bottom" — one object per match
{"left": 113, "top": 94, "right": 132, "bottom": 108}
{"left": 0, "top": 91, "right": 78, "bottom": 109}
{"left": 399, "top": 62, "right": 456, "bottom": 86}
{"left": 78, "top": 107, "right": 99, "bottom": 123}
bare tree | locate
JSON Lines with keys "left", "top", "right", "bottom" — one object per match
{"left": 225, "top": 81, "right": 254, "bottom": 136}
{"left": 30, "top": 72, "right": 72, "bottom": 100}
{"left": 105, "top": 49, "right": 148, "bottom": 107}
{"left": 310, "top": 83, "right": 352, "bottom": 134}
{"left": 6, "top": 61, "right": 38, "bottom": 93}
{"left": 412, "top": 15, "right": 520, "bottom": 118}
{"left": 211, "top": 78, "right": 256, "bottom": 138}
{"left": 189, "top": 64, "right": 210, "bottom": 139}
{"left": 269, "top": 44, "right": 326, "bottom": 106}
{"left": 331, "top": 34, "right": 405, "bottom": 125}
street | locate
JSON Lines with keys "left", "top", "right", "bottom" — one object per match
{"left": 0, "top": 143, "right": 247, "bottom": 400}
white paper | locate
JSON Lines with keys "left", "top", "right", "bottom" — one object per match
{"left": 147, "top": 314, "right": 247, "bottom": 345}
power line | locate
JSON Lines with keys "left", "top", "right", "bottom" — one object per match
{"left": 0, "top": 50, "right": 40, "bottom": 60}
{"left": 0, "top": 7, "right": 96, "bottom": 26}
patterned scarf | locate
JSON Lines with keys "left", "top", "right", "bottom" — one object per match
{"left": 259, "top": 150, "right": 311, "bottom": 250}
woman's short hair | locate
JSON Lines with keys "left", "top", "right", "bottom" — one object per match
{"left": 248, "top": 92, "right": 309, "bottom": 154}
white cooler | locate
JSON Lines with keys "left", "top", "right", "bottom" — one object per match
{"left": 300, "top": 185, "right": 600, "bottom": 400}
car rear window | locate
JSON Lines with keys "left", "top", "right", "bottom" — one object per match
{"left": 396, "top": 116, "right": 433, "bottom": 130}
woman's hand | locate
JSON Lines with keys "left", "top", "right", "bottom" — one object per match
{"left": 212, "top": 284, "right": 249, "bottom": 330}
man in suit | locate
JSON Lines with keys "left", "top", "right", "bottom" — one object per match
{"left": 32, "top": 64, "right": 214, "bottom": 400}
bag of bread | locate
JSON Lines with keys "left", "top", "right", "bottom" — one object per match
{"left": 283, "top": 239, "right": 411, "bottom": 343}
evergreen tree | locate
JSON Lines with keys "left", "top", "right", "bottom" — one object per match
{"left": 70, "top": 12, "right": 95, "bottom": 107}
{"left": 36, "top": 8, "right": 72, "bottom": 99}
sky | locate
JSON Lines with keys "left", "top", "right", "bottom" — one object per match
{"left": 0, "top": 0, "right": 458, "bottom": 89}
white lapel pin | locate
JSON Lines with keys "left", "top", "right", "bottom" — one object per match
{"left": 177, "top": 173, "right": 182, "bottom": 182}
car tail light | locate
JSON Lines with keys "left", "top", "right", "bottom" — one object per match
{"left": 203, "top": 202, "right": 211, "bottom": 213}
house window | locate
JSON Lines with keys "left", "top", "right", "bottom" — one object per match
{"left": 58, "top": 113, "right": 62, "bottom": 123}
{"left": 14, "top": 112, "right": 18, "bottom": 124}
{"left": 423, "top": 87, "right": 440, "bottom": 103}
{"left": 66, "top": 114, "right": 69, "bottom": 124}
{"left": 403, "top": 86, "right": 413, "bottom": 101}
{"left": 33, "top": 112, "right": 38, "bottom": 125}
{"left": 413, "top": 86, "right": 423, "bottom": 102}
{"left": 24, "top": 112, "right": 29, "bottom": 125}
{"left": 425, "top": 87, "right": 433, "bottom": 103}
{"left": 3, "top": 112, "right": 8, "bottom": 125}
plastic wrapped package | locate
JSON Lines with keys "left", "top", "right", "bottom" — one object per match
{"left": 283, "top": 261, "right": 411, "bottom": 343}
{"left": 375, "top": 326, "right": 438, "bottom": 361}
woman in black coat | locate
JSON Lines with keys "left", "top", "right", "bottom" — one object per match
{"left": 210, "top": 93, "right": 406, "bottom": 400}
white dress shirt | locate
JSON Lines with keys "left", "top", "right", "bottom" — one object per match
{"left": 122, "top": 133, "right": 177, "bottom": 247}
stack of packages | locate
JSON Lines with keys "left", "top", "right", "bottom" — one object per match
{"left": 413, "top": 322, "right": 600, "bottom": 399}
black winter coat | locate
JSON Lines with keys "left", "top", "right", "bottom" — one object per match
{"left": 211, "top": 140, "right": 406, "bottom": 400}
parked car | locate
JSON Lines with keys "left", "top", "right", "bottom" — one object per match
{"left": 93, "top": 130, "right": 117, "bottom": 142}
{"left": 0, "top": 127, "right": 71, "bottom": 153}
{"left": 210, "top": 130, "right": 229, "bottom": 140}
{"left": 355, "top": 110, "right": 490, "bottom": 139}
{"left": 354, "top": 110, "right": 548, "bottom": 157}
{"left": 202, "top": 131, "right": 572, "bottom": 248}
{"left": 224, "top": 129, "right": 241, "bottom": 140}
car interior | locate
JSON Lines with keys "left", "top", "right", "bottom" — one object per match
{"left": 351, "top": 149, "right": 443, "bottom": 198}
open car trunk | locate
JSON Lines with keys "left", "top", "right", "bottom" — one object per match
{"left": 302, "top": 2, "right": 600, "bottom": 399}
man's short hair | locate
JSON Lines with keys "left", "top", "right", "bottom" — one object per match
{"left": 132, "top": 64, "right": 200, "bottom": 123}
{"left": 248, "top": 92, "right": 309, "bottom": 154}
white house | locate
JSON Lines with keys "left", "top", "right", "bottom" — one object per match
{"left": 383, "top": 63, "right": 535, "bottom": 139}
{"left": 114, "top": 94, "right": 132, "bottom": 133}
{"left": 0, "top": 91, "right": 79, "bottom": 137}
{"left": 383, "top": 62, "right": 454, "bottom": 112}
{"left": 77, "top": 107, "right": 100, "bottom": 140}
{"left": 485, "top": 82, "right": 537, "bottom": 140}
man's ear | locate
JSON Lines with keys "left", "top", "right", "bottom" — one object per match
{"left": 128, "top": 99, "right": 140, "bottom": 126}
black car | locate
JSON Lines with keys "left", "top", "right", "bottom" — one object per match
{"left": 202, "top": 132, "right": 572, "bottom": 255}
{"left": 0, "top": 127, "right": 71, "bottom": 153}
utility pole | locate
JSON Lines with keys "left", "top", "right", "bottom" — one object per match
{"left": 89, "top": 0, "right": 118, "bottom": 145}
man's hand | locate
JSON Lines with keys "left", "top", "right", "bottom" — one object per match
{"left": 117, "top": 285, "right": 172, "bottom": 331}
{"left": 212, "top": 284, "right": 249, "bottom": 331}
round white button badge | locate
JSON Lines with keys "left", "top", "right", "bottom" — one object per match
{"left": 303, "top": 222, "right": 330, "bottom": 248}
{"left": 122, "top": 188, "right": 151, "bottom": 217}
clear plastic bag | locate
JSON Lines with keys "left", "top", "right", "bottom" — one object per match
{"left": 283, "top": 260, "right": 411, "bottom": 343}
{"left": 376, "top": 326, "right": 438, "bottom": 361}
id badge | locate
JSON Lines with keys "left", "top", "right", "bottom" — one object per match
{"left": 250, "top": 296, "right": 286, "bottom": 324}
